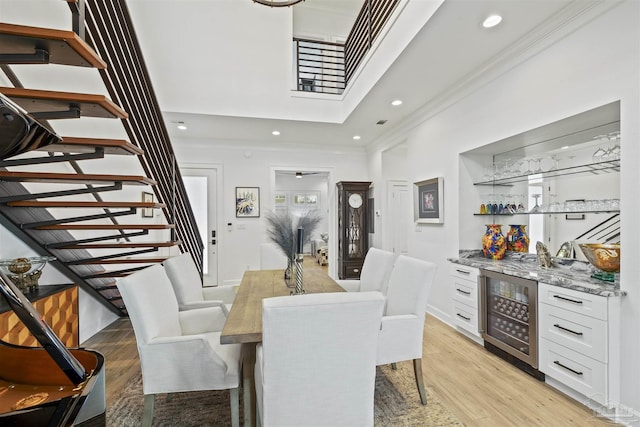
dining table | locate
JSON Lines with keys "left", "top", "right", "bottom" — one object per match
{"left": 220, "top": 260, "right": 345, "bottom": 427}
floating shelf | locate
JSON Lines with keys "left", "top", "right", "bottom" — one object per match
{"left": 473, "top": 159, "right": 620, "bottom": 186}
{"left": 0, "top": 22, "right": 107, "bottom": 68}
{"left": 473, "top": 210, "right": 619, "bottom": 216}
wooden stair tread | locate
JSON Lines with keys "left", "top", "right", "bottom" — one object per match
{"left": 75, "top": 257, "right": 169, "bottom": 265}
{"left": 0, "top": 22, "right": 107, "bottom": 68}
{"left": 35, "top": 136, "right": 144, "bottom": 156}
{"left": 0, "top": 87, "right": 128, "bottom": 119}
{"left": 57, "top": 241, "right": 181, "bottom": 249}
{"left": 0, "top": 171, "right": 156, "bottom": 185}
{"left": 34, "top": 223, "right": 174, "bottom": 230}
{"left": 8, "top": 200, "right": 165, "bottom": 208}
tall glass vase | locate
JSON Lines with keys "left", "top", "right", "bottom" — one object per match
{"left": 507, "top": 224, "right": 530, "bottom": 253}
{"left": 482, "top": 224, "right": 506, "bottom": 260}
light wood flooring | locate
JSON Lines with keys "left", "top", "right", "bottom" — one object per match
{"left": 83, "top": 316, "right": 615, "bottom": 426}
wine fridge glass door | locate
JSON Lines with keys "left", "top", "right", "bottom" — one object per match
{"left": 480, "top": 270, "right": 538, "bottom": 369}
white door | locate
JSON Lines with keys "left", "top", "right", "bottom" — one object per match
{"left": 389, "top": 182, "right": 410, "bottom": 255}
{"left": 181, "top": 167, "right": 218, "bottom": 286}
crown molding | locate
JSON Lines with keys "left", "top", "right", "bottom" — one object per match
{"left": 367, "top": 0, "right": 623, "bottom": 154}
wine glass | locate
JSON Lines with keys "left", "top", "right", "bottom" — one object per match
{"left": 529, "top": 194, "right": 541, "bottom": 213}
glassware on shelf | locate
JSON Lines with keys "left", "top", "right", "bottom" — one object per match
{"left": 529, "top": 194, "right": 541, "bottom": 213}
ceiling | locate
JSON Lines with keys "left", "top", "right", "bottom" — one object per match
{"left": 2, "top": 0, "right": 609, "bottom": 152}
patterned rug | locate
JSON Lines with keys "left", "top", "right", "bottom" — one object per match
{"left": 107, "top": 361, "right": 463, "bottom": 426}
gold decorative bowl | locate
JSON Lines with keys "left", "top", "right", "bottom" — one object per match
{"left": 578, "top": 243, "right": 620, "bottom": 272}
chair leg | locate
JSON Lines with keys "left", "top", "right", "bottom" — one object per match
{"left": 413, "top": 358, "right": 428, "bottom": 405}
{"left": 391, "top": 362, "right": 397, "bottom": 370}
{"left": 142, "top": 394, "right": 155, "bottom": 427}
{"left": 230, "top": 387, "right": 240, "bottom": 427}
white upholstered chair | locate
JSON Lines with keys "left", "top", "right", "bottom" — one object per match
{"left": 117, "top": 264, "right": 242, "bottom": 427}
{"left": 335, "top": 247, "right": 396, "bottom": 294}
{"left": 163, "top": 252, "right": 235, "bottom": 313}
{"left": 260, "top": 242, "right": 288, "bottom": 270}
{"left": 255, "top": 292, "right": 385, "bottom": 427}
{"left": 376, "top": 255, "right": 437, "bottom": 405}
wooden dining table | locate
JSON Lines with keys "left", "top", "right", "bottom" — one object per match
{"left": 220, "top": 261, "right": 345, "bottom": 427}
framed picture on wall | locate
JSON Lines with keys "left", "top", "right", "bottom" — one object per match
{"left": 293, "top": 194, "right": 306, "bottom": 206}
{"left": 236, "top": 187, "right": 260, "bottom": 218}
{"left": 275, "top": 192, "right": 288, "bottom": 205}
{"left": 141, "top": 191, "right": 154, "bottom": 218}
{"left": 306, "top": 192, "right": 319, "bottom": 205}
{"left": 414, "top": 177, "right": 444, "bottom": 223}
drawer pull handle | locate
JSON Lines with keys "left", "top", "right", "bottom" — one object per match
{"left": 553, "top": 324, "right": 583, "bottom": 336}
{"left": 456, "top": 288, "right": 471, "bottom": 295}
{"left": 553, "top": 360, "right": 583, "bottom": 376}
{"left": 456, "top": 269, "right": 471, "bottom": 275}
{"left": 456, "top": 313, "right": 471, "bottom": 321}
{"left": 552, "top": 295, "right": 583, "bottom": 305}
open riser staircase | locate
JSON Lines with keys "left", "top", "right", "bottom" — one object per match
{"left": 0, "top": 2, "right": 203, "bottom": 316}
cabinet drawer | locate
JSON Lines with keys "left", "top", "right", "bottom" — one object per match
{"left": 539, "top": 303, "right": 607, "bottom": 362}
{"left": 450, "top": 264, "right": 479, "bottom": 282}
{"left": 452, "top": 300, "right": 479, "bottom": 336}
{"left": 539, "top": 338, "right": 607, "bottom": 405}
{"left": 538, "top": 283, "right": 607, "bottom": 321}
{"left": 452, "top": 277, "right": 478, "bottom": 308}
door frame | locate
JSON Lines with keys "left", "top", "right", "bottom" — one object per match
{"left": 180, "top": 162, "right": 224, "bottom": 286}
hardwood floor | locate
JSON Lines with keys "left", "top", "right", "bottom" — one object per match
{"left": 83, "top": 314, "right": 614, "bottom": 426}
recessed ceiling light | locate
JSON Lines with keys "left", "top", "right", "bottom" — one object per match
{"left": 483, "top": 14, "right": 502, "bottom": 28}
{"left": 177, "top": 121, "right": 187, "bottom": 130}
{"left": 295, "top": 172, "right": 302, "bottom": 179}
{"left": 561, "top": 146, "right": 569, "bottom": 150}
{"left": 353, "top": 135, "right": 361, "bottom": 140}
{"left": 272, "top": 130, "right": 280, "bottom": 136}
{"left": 391, "top": 100, "right": 403, "bottom": 106}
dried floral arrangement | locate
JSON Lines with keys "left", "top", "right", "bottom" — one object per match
{"left": 265, "top": 210, "right": 322, "bottom": 260}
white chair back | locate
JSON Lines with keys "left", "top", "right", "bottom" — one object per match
{"left": 118, "top": 264, "right": 182, "bottom": 345}
{"left": 260, "top": 243, "right": 288, "bottom": 270}
{"left": 258, "top": 292, "right": 384, "bottom": 427}
{"left": 163, "top": 253, "right": 205, "bottom": 304}
{"left": 359, "top": 247, "right": 396, "bottom": 294}
{"left": 385, "top": 255, "right": 437, "bottom": 317}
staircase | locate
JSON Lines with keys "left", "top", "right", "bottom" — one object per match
{"left": 0, "top": 7, "right": 202, "bottom": 315}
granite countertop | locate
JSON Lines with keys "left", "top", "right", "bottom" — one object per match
{"left": 448, "top": 250, "right": 626, "bottom": 297}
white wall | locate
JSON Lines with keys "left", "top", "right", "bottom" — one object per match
{"left": 173, "top": 140, "right": 368, "bottom": 284}
{"left": 371, "top": 0, "right": 640, "bottom": 413}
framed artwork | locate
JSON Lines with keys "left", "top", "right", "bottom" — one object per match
{"left": 306, "top": 192, "right": 319, "bottom": 205}
{"left": 274, "top": 192, "right": 288, "bottom": 205}
{"left": 293, "top": 194, "right": 307, "bottom": 206}
{"left": 236, "top": 187, "right": 260, "bottom": 218}
{"left": 141, "top": 191, "right": 154, "bottom": 218}
{"left": 414, "top": 177, "right": 444, "bottom": 223}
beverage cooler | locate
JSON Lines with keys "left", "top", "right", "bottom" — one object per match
{"left": 479, "top": 269, "right": 539, "bottom": 372}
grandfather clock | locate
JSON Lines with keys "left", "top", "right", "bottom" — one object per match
{"left": 337, "top": 181, "right": 371, "bottom": 279}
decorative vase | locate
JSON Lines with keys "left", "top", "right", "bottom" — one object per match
{"left": 482, "top": 224, "right": 506, "bottom": 260}
{"left": 507, "top": 224, "right": 530, "bottom": 253}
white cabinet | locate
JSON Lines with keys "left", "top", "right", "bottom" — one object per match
{"left": 538, "top": 282, "right": 620, "bottom": 407}
{"left": 450, "top": 264, "right": 481, "bottom": 341}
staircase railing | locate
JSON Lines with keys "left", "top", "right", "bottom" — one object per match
{"left": 75, "top": 0, "right": 204, "bottom": 272}
{"left": 294, "top": 0, "right": 399, "bottom": 94}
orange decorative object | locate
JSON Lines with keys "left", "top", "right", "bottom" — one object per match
{"left": 507, "top": 225, "right": 530, "bottom": 253}
{"left": 482, "top": 224, "right": 506, "bottom": 260}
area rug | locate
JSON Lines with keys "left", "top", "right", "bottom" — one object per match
{"left": 107, "top": 362, "right": 463, "bottom": 426}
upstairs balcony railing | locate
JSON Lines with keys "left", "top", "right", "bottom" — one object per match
{"left": 294, "top": 0, "right": 399, "bottom": 95}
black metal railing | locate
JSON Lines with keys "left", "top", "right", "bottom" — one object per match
{"left": 294, "top": 38, "right": 345, "bottom": 94}
{"left": 77, "top": 0, "right": 204, "bottom": 272}
{"left": 294, "top": 0, "right": 399, "bottom": 94}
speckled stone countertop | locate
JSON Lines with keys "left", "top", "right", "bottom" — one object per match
{"left": 448, "top": 250, "right": 626, "bottom": 297}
